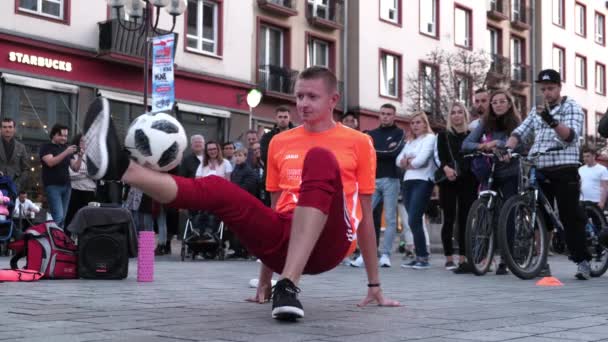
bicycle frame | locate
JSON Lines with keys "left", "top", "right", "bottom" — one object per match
{"left": 517, "top": 156, "right": 565, "bottom": 235}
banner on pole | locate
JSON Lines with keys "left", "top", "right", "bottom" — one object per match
{"left": 151, "top": 34, "right": 175, "bottom": 113}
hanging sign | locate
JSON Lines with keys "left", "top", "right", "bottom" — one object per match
{"left": 151, "top": 34, "right": 175, "bottom": 112}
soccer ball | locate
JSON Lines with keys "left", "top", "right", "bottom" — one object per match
{"left": 124, "top": 112, "right": 187, "bottom": 172}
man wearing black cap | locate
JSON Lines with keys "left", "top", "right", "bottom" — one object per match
{"left": 505, "top": 69, "right": 592, "bottom": 279}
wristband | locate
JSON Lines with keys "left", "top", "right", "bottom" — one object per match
{"left": 367, "top": 283, "right": 380, "bottom": 287}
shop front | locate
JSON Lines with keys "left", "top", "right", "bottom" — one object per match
{"left": 0, "top": 33, "right": 251, "bottom": 195}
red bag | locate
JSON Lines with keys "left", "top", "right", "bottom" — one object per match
{"left": 8, "top": 222, "right": 78, "bottom": 279}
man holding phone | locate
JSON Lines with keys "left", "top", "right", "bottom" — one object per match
{"left": 504, "top": 69, "right": 592, "bottom": 280}
{"left": 39, "top": 124, "right": 78, "bottom": 228}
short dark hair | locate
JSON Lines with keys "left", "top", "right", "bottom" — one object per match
{"left": 297, "top": 66, "right": 338, "bottom": 93}
{"left": 341, "top": 112, "right": 358, "bottom": 120}
{"left": 1, "top": 118, "right": 15, "bottom": 126}
{"left": 49, "top": 124, "right": 68, "bottom": 139}
{"left": 380, "top": 103, "right": 397, "bottom": 113}
{"left": 19, "top": 190, "right": 26, "bottom": 195}
{"left": 246, "top": 129, "right": 258, "bottom": 136}
{"left": 582, "top": 145, "right": 597, "bottom": 155}
{"left": 474, "top": 88, "right": 488, "bottom": 95}
{"left": 275, "top": 106, "right": 290, "bottom": 114}
{"left": 222, "top": 141, "right": 235, "bottom": 148}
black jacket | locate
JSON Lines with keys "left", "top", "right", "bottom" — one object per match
{"left": 260, "top": 122, "right": 295, "bottom": 166}
{"left": 367, "top": 124, "right": 405, "bottom": 179}
{"left": 180, "top": 153, "right": 202, "bottom": 178}
{"left": 230, "top": 163, "right": 259, "bottom": 196}
{"left": 437, "top": 129, "right": 472, "bottom": 175}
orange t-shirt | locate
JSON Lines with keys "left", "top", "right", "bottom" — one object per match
{"left": 266, "top": 124, "right": 376, "bottom": 243}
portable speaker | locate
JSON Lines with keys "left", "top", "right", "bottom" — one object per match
{"left": 78, "top": 224, "right": 128, "bottom": 279}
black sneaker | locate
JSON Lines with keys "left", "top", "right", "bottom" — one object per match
{"left": 453, "top": 262, "right": 472, "bottom": 274}
{"left": 271, "top": 278, "right": 304, "bottom": 321}
{"left": 538, "top": 264, "right": 552, "bottom": 277}
{"left": 83, "top": 97, "right": 130, "bottom": 181}
{"left": 496, "top": 263, "right": 509, "bottom": 275}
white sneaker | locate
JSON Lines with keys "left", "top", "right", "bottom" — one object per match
{"left": 379, "top": 254, "right": 392, "bottom": 267}
{"left": 249, "top": 278, "right": 278, "bottom": 288}
{"left": 350, "top": 255, "right": 364, "bottom": 267}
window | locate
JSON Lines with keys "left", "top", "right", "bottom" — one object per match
{"left": 596, "top": 63, "right": 606, "bottom": 95}
{"left": 489, "top": 0, "right": 500, "bottom": 13}
{"left": 511, "top": 0, "right": 522, "bottom": 21}
{"left": 597, "top": 112, "right": 605, "bottom": 140}
{"left": 552, "top": 0, "right": 564, "bottom": 27}
{"left": 308, "top": 0, "right": 329, "bottom": 19}
{"left": 575, "top": 54, "right": 587, "bottom": 88}
{"left": 510, "top": 36, "right": 524, "bottom": 81}
{"left": 177, "top": 111, "right": 225, "bottom": 143}
{"left": 419, "top": 0, "right": 438, "bottom": 37}
{"left": 454, "top": 6, "right": 472, "bottom": 49}
{"left": 380, "top": 51, "right": 400, "bottom": 98}
{"left": 307, "top": 37, "right": 330, "bottom": 68}
{"left": 455, "top": 73, "right": 472, "bottom": 107}
{"left": 380, "top": 0, "right": 400, "bottom": 24}
{"left": 18, "top": 0, "right": 64, "bottom": 20}
{"left": 575, "top": 2, "right": 586, "bottom": 37}
{"left": 109, "top": 100, "right": 145, "bottom": 140}
{"left": 420, "top": 63, "right": 438, "bottom": 114}
{"left": 552, "top": 45, "right": 565, "bottom": 81}
{"left": 487, "top": 27, "right": 500, "bottom": 55}
{"left": 1, "top": 83, "right": 74, "bottom": 194}
{"left": 259, "top": 24, "right": 289, "bottom": 93}
{"left": 596, "top": 12, "right": 606, "bottom": 45}
{"left": 187, "top": 0, "right": 220, "bottom": 55}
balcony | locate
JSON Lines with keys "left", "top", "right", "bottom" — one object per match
{"left": 257, "top": 0, "right": 298, "bottom": 17}
{"left": 510, "top": 63, "right": 531, "bottom": 89}
{"left": 258, "top": 64, "right": 298, "bottom": 95}
{"left": 486, "top": 54, "right": 511, "bottom": 90}
{"left": 98, "top": 19, "right": 177, "bottom": 60}
{"left": 306, "top": 0, "right": 343, "bottom": 31}
{"left": 510, "top": 5, "right": 531, "bottom": 31}
{"left": 487, "top": 0, "right": 508, "bottom": 21}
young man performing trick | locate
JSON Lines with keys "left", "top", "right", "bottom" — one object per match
{"left": 82, "top": 67, "right": 399, "bottom": 321}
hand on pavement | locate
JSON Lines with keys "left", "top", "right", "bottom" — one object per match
{"left": 357, "top": 287, "right": 400, "bottom": 307}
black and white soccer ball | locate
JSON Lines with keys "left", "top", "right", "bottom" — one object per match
{"left": 125, "top": 113, "right": 187, "bottom": 172}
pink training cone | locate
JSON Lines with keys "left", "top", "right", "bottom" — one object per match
{"left": 535, "top": 276, "right": 564, "bottom": 287}
{"left": 137, "top": 231, "right": 155, "bottom": 282}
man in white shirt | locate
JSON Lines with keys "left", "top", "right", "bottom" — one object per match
{"left": 12, "top": 191, "right": 40, "bottom": 230}
{"left": 579, "top": 146, "right": 608, "bottom": 209}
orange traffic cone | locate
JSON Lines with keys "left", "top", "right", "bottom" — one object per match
{"left": 535, "top": 277, "right": 564, "bottom": 287}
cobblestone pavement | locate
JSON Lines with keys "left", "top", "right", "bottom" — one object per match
{"left": 1, "top": 253, "right": 608, "bottom": 342}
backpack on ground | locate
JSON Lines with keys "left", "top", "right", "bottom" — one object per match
{"left": 8, "top": 221, "right": 78, "bottom": 279}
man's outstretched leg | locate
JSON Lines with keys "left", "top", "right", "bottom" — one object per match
{"left": 271, "top": 147, "right": 351, "bottom": 320}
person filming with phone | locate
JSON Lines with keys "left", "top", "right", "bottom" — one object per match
{"left": 39, "top": 124, "right": 79, "bottom": 228}
{"left": 503, "top": 69, "right": 593, "bottom": 280}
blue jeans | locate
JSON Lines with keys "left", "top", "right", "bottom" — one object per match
{"left": 45, "top": 184, "right": 71, "bottom": 228}
{"left": 372, "top": 178, "right": 400, "bottom": 256}
{"left": 403, "top": 179, "right": 435, "bottom": 258}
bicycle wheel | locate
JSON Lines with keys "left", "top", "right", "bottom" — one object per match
{"left": 498, "top": 195, "right": 548, "bottom": 280}
{"left": 465, "top": 197, "right": 495, "bottom": 276}
{"left": 582, "top": 203, "right": 608, "bottom": 277}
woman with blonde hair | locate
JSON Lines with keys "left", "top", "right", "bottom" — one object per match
{"left": 396, "top": 111, "right": 436, "bottom": 269}
{"left": 436, "top": 102, "right": 478, "bottom": 271}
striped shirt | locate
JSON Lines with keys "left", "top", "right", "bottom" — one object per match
{"left": 512, "top": 97, "right": 583, "bottom": 169}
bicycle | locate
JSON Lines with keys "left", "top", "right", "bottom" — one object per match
{"left": 463, "top": 151, "right": 504, "bottom": 276}
{"left": 497, "top": 148, "right": 608, "bottom": 279}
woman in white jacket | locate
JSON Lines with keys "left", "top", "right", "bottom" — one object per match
{"left": 396, "top": 112, "right": 437, "bottom": 269}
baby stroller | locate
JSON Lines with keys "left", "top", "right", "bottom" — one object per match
{"left": 180, "top": 211, "right": 225, "bottom": 261}
{"left": 0, "top": 176, "right": 18, "bottom": 256}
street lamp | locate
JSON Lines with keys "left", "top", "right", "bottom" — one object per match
{"left": 246, "top": 89, "right": 263, "bottom": 129}
{"left": 105, "top": 0, "right": 187, "bottom": 110}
